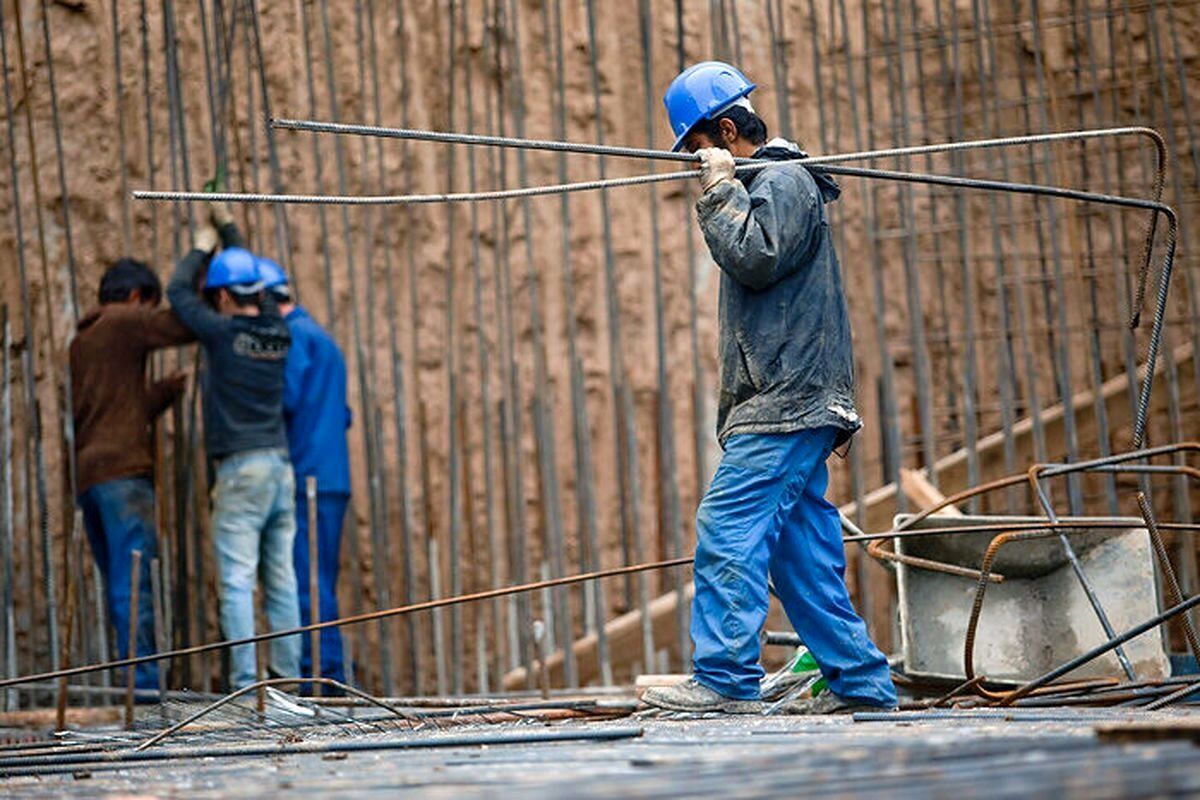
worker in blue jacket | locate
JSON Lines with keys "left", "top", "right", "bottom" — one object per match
{"left": 257, "top": 258, "right": 352, "bottom": 687}
{"left": 642, "top": 62, "right": 897, "bottom": 715}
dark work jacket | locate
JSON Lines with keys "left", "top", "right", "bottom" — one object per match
{"left": 283, "top": 306, "right": 352, "bottom": 495}
{"left": 166, "top": 224, "right": 291, "bottom": 461}
{"left": 695, "top": 138, "right": 861, "bottom": 449}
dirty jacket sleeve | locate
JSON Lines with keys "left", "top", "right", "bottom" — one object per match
{"left": 694, "top": 167, "right": 824, "bottom": 292}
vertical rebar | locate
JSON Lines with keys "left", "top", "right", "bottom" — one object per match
{"left": 490, "top": 0, "right": 533, "bottom": 679}
{"left": 294, "top": 0, "right": 337, "bottom": 327}
{"left": 314, "top": 0, "right": 388, "bottom": 693}
{"left": 1025, "top": 0, "right": 1083, "bottom": 512}
{"left": 245, "top": 0, "right": 294, "bottom": 275}
{"left": 639, "top": 0, "right": 687, "bottom": 672}
{"left": 1137, "top": 492, "right": 1200, "bottom": 665}
{"left": 584, "top": 0, "right": 645, "bottom": 640}
{"left": 504, "top": 0, "right": 574, "bottom": 689}
{"left": 389, "top": 0, "right": 424, "bottom": 695}
{"left": 469, "top": 0, "right": 507, "bottom": 687}
{"left": 0, "top": 308, "right": 12, "bottom": 712}
{"left": 125, "top": 549, "right": 142, "bottom": 730}
{"left": 150, "top": 558, "right": 166, "bottom": 707}
{"left": 444, "top": 0, "right": 466, "bottom": 697}
{"left": 349, "top": 0, "right": 395, "bottom": 697}
{"left": 307, "top": 477, "right": 321, "bottom": 696}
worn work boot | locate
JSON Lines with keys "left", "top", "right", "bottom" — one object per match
{"left": 641, "top": 678, "right": 763, "bottom": 714}
{"left": 782, "top": 691, "right": 898, "bottom": 716}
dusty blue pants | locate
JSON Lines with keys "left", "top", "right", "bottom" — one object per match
{"left": 691, "top": 428, "right": 896, "bottom": 706}
{"left": 293, "top": 492, "right": 348, "bottom": 685}
{"left": 212, "top": 449, "right": 302, "bottom": 690}
{"left": 79, "top": 476, "right": 159, "bottom": 690}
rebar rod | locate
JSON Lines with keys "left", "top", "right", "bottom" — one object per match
{"left": 582, "top": 0, "right": 640, "bottom": 622}
{"left": 1026, "top": 0, "right": 1085, "bottom": 514}
{"left": 542, "top": 0, "right": 610, "bottom": 686}
{"left": 882, "top": 0, "right": 938, "bottom": 487}
{"left": 505, "top": 0, "right": 572, "bottom": 690}
{"left": 294, "top": 0, "right": 337, "bottom": 327}
{"left": 244, "top": 0, "right": 293, "bottom": 282}
{"left": 0, "top": 555, "right": 693, "bottom": 691}
{"left": 0, "top": 309, "right": 12, "bottom": 712}
{"left": 442, "top": 0, "right": 464, "bottom": 698}
{"left": 489, "top": 0, "right": 533, "bottom": 683}
{"left": 1029, "top": 472, "right": 1136, "bottom": 679}
{"left": 136, "top": 159, "right": 1180, "bottom": 455}
{"left": 390, "top": 0, "right": 423, "bottom": 696}
{"left": 270, "top": 119, "right": 1164, "bottom": 179}
{"left": 316, "top": 0, "right": 379, "bottom": 692}
{"left": 640, "top": 0, "right": 687, "bottom": 673}
{"left": 1001, "top": 592, "right": 1200, "bottom": 706}
{"left": 266, "top": 119, "right": 1169, "bottom": 327}
{"left": 460, "top": 0, "right": 500, "bottom": 693}
{"left": 0, "top": 726, "right": 644, "bottom": 777}
{"left": 1136, "top": 492, "right": 1200, "bottom": 664}
{"left": 133, "top": 677, "right": 424, "bottom": 752}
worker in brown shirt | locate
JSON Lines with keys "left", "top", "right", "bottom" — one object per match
{"left": 70, "top": 258, "right": 193, "bottom": 691}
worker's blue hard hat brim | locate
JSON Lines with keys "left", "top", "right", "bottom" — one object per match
{"left": 255, "top": 256, "right": 289, "bottom": 290}
{"left": 224, "top": 281, "right": 265, "bottom": 295}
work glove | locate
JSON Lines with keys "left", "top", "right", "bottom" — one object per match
{"left": 193, "top": 223, "right": 220, "bottom": 254}
{"left": 696, "top": 147, "right": 736, "bottom": 193}
{"left": 203, "top": 170, "right": 234, "bottom": 228}
{"left": 208, "top": 198, "right": 235, "bottom": 229}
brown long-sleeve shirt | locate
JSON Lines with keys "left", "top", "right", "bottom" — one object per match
{"left": 70, "top": 305, "right": 195, "bottom": 494}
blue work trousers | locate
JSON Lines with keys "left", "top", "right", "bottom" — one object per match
{"left": 293, "top": 491, "right": 348, "bottom": 685}
{"left": 79, "top": 476, "right": 159, "bottom": 690}
{"left": 691, "top": 428, "right": 896, "bottom": 706}
{"left": 212, "top": 448, "right": 302, "bottom": 690}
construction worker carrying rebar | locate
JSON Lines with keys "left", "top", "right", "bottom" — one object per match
{"left": 70, "top": 259, "right": 194, "bottom": 693}
{"left": 255, "top": 258, "right": 353, "bottom": 689}
{"left": 642, "top": 62, "right": 897, "bottom": 715}
{"left": 166, "top": 199, "right": 301, "bottom": 691}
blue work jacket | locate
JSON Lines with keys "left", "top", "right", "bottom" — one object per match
{"left": 283, "top": 306, "right": 352, "bottom": 495}
{"left": 695, "top": 138, "right": 861, "bottom": 449}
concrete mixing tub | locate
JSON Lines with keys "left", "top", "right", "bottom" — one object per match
{"left": 894, "top": 514, "right": 1169, "bottom": 683}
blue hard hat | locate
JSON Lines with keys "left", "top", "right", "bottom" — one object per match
{"left": 255, "top": 256, "right": 288, "bottom": 289}
{"left": 663, "top": 61, "right": 757, "bottom": 152}
{"left": 205, "top": 247, "right": 263, "bottom": 293}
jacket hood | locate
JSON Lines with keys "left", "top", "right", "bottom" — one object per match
{"left": 752, "top": 138, "right": 841, "bottom": 203}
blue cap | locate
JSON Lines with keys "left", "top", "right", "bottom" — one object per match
{"left": 663, "top": 61, "right": 756, "bottom": 152}
{"left": 205, "top": 247, "right": 263, "bottom": 294}
{"left": 256, "top": 256, "right": 288, "bottom": 289}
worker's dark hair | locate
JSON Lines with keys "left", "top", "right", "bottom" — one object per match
{"left": 692, "top": 105, "right": 768, "bottom": 147}
{"left": 98, "top": 258, "right": 162, "bottom": 305}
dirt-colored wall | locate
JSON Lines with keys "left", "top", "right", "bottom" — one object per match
{"left": 0, "top": 0, "right": 1197, "bottom": 694}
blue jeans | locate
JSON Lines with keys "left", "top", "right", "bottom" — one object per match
{"left": 293, "top": 491, "right": 348, "bottom": 685}
{"left": 691, "top": 428, "right": 897, "bottom": 706}
{"left": 78, "top": 476, "right": 159, "bottom": 690}
{"left": 211, "top": 448, "right": 301, "bottom": 689}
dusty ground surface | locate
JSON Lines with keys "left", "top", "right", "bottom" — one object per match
{"left": 3, "top": 708, "right": 1200, "bottom": 797}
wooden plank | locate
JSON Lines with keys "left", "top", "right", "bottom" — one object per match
{"left": 900, "top": 468, "right": 964, "bottom": 516}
